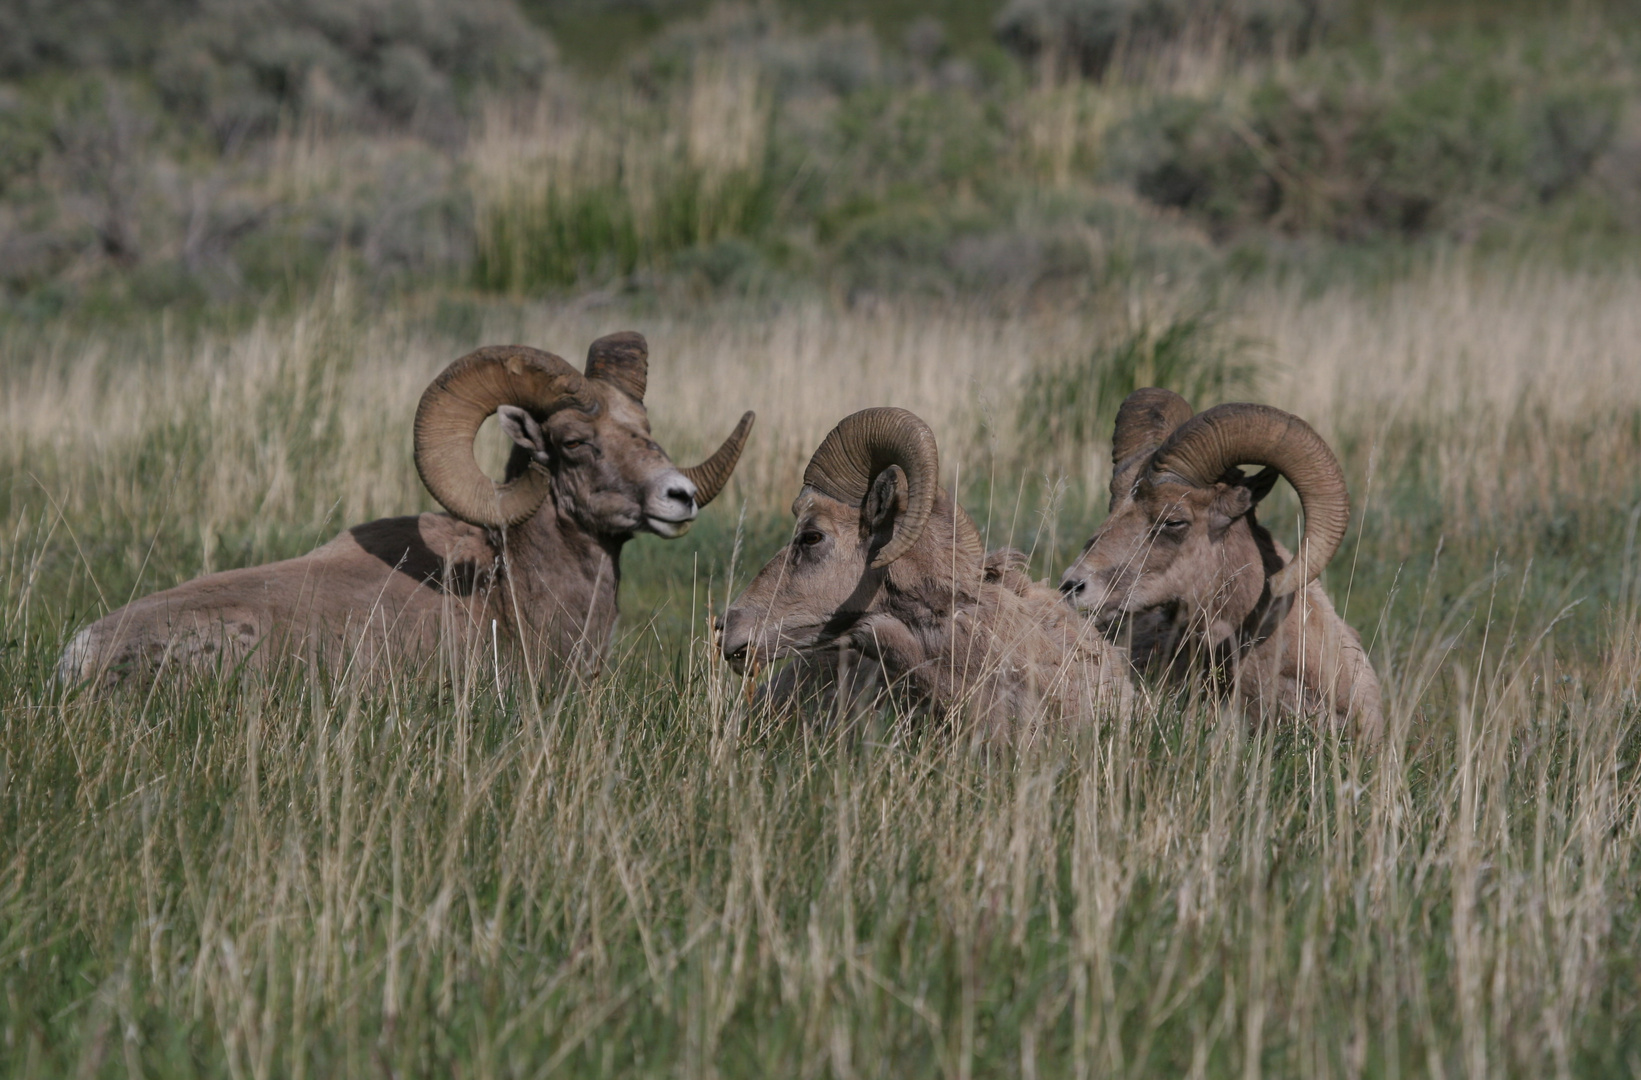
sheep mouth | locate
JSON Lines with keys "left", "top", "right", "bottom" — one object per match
{"left": 1094, "top": 602, "right": 1179, "bottom": 640}
{"left": 645, "top": 515, "right": 695, "bottom": 538}
{"left": 1079, "top": 586, "right": 1155, "bottom": 629}
{"left": 723, "top": 626, "right": 827, "bottom": 675}
{"left": 1092, "top": 608, "right": 1126, "bottom": 634}
{"left": 726, "top": 642, "right": 785, "bottom": 676}
{"left": 1093, "top": 603, "right": 1153, "bottom": 631}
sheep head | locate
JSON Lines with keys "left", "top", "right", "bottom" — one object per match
{"left": 414, "top": 333, "right": 754, "bottom": 538}
{"left": 719, "top": 407, "right": 982, "bottom": 674}
{"left": 1060, "top": 393, "right": 1350, "bottom": 642}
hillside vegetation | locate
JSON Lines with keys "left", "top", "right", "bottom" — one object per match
{"left": 1, "top": 0, "right": 1636, "bottom": 313}
{"left": 2, "top": 1, "right": 1640, "bottom": 1076}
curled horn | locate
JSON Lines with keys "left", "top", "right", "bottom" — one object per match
{"left": 585, "top": 330, "right": 647, "bottom": 401}
{"left": 680, "top": 411, "right": 756, "bottom": 506}
{"left": 1148, "top": 403, "right": 1351, "bottom": 597}
{"left": 1112, "top": 387, "right": 1195, "bottom": 467}
{"left": 414, "top": 345, "right": 587, "bottom": 528}
{"left": 1110, "top": 387, "right": 1195, "bottom": 499}
{"left": 803, "top": 407, "right": 940, "bottom": 569}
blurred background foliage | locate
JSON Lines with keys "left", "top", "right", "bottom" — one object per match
{"left": 0, "top": 0, "right": 1636, "bottom": 322}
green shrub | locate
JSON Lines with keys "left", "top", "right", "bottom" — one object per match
{"left": 830, "top": 194, "right": 1128, "bottom": 299}
{"left": 1115, "top": 96, "right": 1266, "bottom": 233}
{"left": 475, "top": 185, "right": 641, "bottom": 291}
{"left": 1109, "top": 35, "right": 1625, "bottom": 239}
{"left": 635, "top": 9, "right": 887, "bottom": 100}
{"left": 0, "top": 89, "right": 48, "bottom": 197}
{"left": 474, "top": 161, "right": 776, "bottom": 292}
{"left": 0, "top": 0, "right": 181, "bottom": 77}
{"left": 996, "top": 0, "right": 1338, "bottom": 79}
{"left": 1, "top": 0, "right": 557, "bottom": 143}
{"left": 1527, "top": 87, "right": 1623, "bottom": 203}
{"left": 1017, "top": 310, "right": 1258, "bottom": 457}
{"left": 830, "top": 86, "right": 1007, "bottom": 200}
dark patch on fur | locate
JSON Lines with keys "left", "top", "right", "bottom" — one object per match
{"left": 349, "top": 519, "right": 489, "bottom": 595}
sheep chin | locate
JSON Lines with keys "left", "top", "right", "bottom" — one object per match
{"left": 645, "top": 517, "right": 694, "bottom": 538}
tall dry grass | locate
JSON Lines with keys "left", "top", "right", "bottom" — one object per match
{"left": 469, "top": 64, "right": 774, "bottom": 293}
{"left": 2, "top": 258, "right": 1640, "bottom": 1075}
{"left": 11, "top": 262, "right": 1637, "bottom": 513}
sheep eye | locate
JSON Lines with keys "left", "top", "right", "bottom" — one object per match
{"left": 561, "top": 438, "right": 587, "bottom": 450}
{"left": 798, "top": 529, "right": 825, "bottom": 547}
{"left": 1161, "top": 518, "right": 1189, "bottom": 531}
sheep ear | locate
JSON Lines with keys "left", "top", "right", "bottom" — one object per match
{"left": 1209, "top": 483, "right": 1255, "bottom": 531}
{"left": 1243, "top": 466, "right": 1281, "bottom": 505}
{"left": 497, "top": 405, "right": 547, "bottom": 458}
{"left": 864, "top": 465, "right": 909, "bottom": 550}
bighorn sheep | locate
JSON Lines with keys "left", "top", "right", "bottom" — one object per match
{"left": 718, "top": 408, "right": 1130, "bottom": 730}
{"left": 1058, "top": 388, "right": 1382, "bottom": 735}
{"left": 59, "top": 333, "right": 754, "bottom": 686}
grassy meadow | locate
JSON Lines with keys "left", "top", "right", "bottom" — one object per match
{"left": 4, "top": 260, "right": 1641, "bottom": 1076}
{"left": 5, "top": 0, "right": 1641, "bottom": 1076}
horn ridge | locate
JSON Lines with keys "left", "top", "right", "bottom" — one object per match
{"left": 585, "top": 330, "right": 648, "bottom": 401}
{"left": 1111, "top": 387, "right": 1195, "bottom": 468}
{"left": 681, "top": 411, "right": 756, "bottom": 506}
{"left": 414, "top": 345, "right": 585, "bottom": 528}
{"left": 1109, "top": 387, "right": 1196, "bottom": 503}
{"left": 1148, "top": 402, "right": 1351, "bottom": 597}
{"left": 803, "top": 407, "right": 940, "bottom": 569}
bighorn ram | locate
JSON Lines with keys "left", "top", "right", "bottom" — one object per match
{"left": 59, "top": 333, "right": 754, "bottom": 686}
{"left": 1058, "top": 388, "right": 1382, "bottom": 735}
{"left": 719, "top": 408, "right": 1130, "bottom": 729}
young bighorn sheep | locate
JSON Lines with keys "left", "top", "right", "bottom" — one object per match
{"left": 718, "top": 408, "right": 1130, "bottom": 730}
{"left": 59, "top": 333, "right": 754, "bottom": 686}
{"left": 1058, "top": 388, "right": 1382, "bottom": 735}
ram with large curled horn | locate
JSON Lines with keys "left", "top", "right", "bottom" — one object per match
{"left": 60, "top": 333, "right": 754, "bottom": 687}
{"left": 1059, "top": 389, "right": 1382, "bottom": 735}
{"left": 718, "top": 407, "right": 1130, "bottom": 731}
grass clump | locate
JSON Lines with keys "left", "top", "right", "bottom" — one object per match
{"left": 474, "top": 159, "right": 777, "bottom": 292}
{"left": 1017, "top": 309, "right": 1258, "bottom": 465}
{"left": 471, "top": 63, "right": 778, "bottom": 293}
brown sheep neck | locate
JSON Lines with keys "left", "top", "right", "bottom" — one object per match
{"left": 484, "top": 446, "right": 630, "bottom": 668}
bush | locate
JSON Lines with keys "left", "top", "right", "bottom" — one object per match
{"left": 0, "top": 0, "right": 551, "bottom": 306}
{"left": 830, "top": 86, "right": 1005, "bottom": 196}
{"left": 995, "top": 0, "right": 1337, "bottom": 79}
{"left": 1113, "top": 96, "right": 1265, "bottom": 233}
{"left": 829, "top": 192, "right": 1186, "bottom": 301}
{"left": 0, "top": 88, "right": 49, "bottom": 197}
{"left": 2, "top": 0, "right": 557, "bottom": 143}
{"left": 1107, "top": 37, "right": 1625, "bottom": 239}
{"left": 0, "top": 0, "right": 182, "bottom": 78}
{"left": 634, "top": 8, "right": 888, "bottom": 102}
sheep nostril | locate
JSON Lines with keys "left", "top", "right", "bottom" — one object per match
{"left": 1060, "top": 578, "right": 1086, "bottom": 596}
{"left": 665, "top": 485, "right": 695, "bottom": 507}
